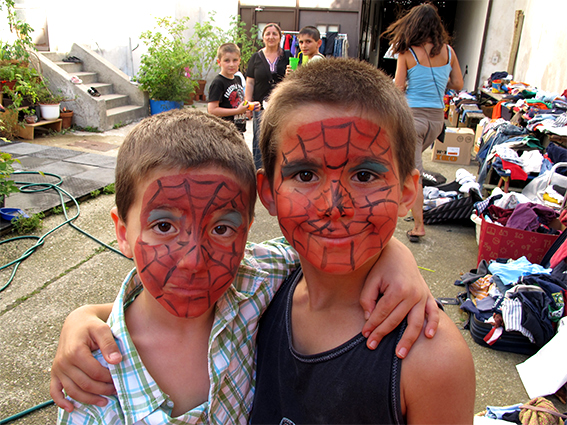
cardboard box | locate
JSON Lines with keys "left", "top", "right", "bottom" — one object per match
{"left": 481, "top": 105, "right": 494, "bottom": 118}
{"left": 431, "top": 127, "right": 474, "bottom": 165}
{"left": 448, "top": 104, "right": 459, "bottom": 127}
{"left": 477, "top": 219, "right": 559, "bottom": 265}
{"left": 474, "top": 123, "right": 484, "bottom": 154}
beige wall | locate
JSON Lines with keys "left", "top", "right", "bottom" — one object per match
{"left": 480, "top": 0, "right": 567, "bottom": 94}
{"left": 452, "top": 0, "right": 490, "bottom": 92}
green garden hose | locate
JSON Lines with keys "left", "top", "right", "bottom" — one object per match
{"left": 1, "top": 170, "right": 128, "bottom": 292}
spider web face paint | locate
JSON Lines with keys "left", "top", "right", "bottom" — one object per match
{"left": 272, "top": 117, "right": 401, "bottom": 274}
{"left": 132, "top": 172, "right": 250, "bottom": 318}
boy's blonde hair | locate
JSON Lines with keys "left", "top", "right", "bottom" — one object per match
{"left": 217, "top": 42, "right": 241, "bottom": 60}
{"left": 116, "top": 109, "right": 256, "bottom": 222}
{"left": 260, "top": 58, "right": 416, "bottom": 184}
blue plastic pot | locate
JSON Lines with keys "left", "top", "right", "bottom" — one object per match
{"left": 149, "top": 100, "right": 184, "bottom": 115}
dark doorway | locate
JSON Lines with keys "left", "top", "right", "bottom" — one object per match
{"left": 359, "top": 0, "right": 457, "bottom": 77}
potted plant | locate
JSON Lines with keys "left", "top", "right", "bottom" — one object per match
{"left": 0, "top": 0, "right": 35, "bottom": 64}
{"left": 0, "top": 150, "right": 19, "bottom": 208}
{"left": 189, "top": 12, "right": 225, "bottom": 95}
{"left": 60, "top": 106, "right": 73, "bottom": 129}
{"left": 136, "top": 16, "right": 197, "bottom": 114}
{"left": 36, "top": 86, "right": 67, "bottom": 120}
{"left": 0, "top": 63, "right": 18, "bottom": 94}
{"left": 225, "top": 15, "right": 260, "bottom": 74}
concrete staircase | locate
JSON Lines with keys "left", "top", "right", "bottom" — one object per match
{"left": 36, "top": 44, "right": 148, "bottom": 131}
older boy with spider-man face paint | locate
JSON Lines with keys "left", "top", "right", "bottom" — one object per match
{"left": 251, "top": 58, "right": 475, "bottom": 424}
{"left": 272, "top": 116, "right": 402, "bottom": 273}
{"left": 53, "top": 108, "right": 442, "bottom": 423}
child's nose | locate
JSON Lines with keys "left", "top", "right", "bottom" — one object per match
{"left": 176, "top": 244, "right": 208, "bottom": 271}
{"left": 317, "top": 181, "right": 355, "bottom": 219}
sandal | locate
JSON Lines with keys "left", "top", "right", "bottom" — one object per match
{"left": 88, "top": 87, "right": 101, "bottom": 97}
{"left": 406, "top": 230, "right": 421, "bottom": 243}
{"left": 62, "top": 55, "right": 82, "bottom": 63}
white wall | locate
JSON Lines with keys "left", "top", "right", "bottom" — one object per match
{"left": 479, "top": 0, "right": 567, "bottom": 94}
{"left": 3, "top": 0, "right": 239, "bottom": 81}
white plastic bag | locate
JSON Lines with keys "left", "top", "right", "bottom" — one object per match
{"left": 522, "top": 162, "right": 567, "bottom": 209}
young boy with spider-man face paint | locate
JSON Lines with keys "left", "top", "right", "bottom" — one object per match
{"left": 251, "top": 58, "right": 475, "bottom": 424}
{"left": 52, "top": 109, "right": 440, "bottom": 423}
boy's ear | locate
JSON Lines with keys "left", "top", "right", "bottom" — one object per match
{"left": 317, "top": 39, "right": 322, "bottom": 48}
{"left": 257, "top": 170, "right": 278, "bottom": 217}
{"left": 111, "top": 207, "right": 133, "bottom": 258}
{"left": 397, "top": 169, "right": 420, "bottom": 218}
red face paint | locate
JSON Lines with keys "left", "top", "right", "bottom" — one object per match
{"left": 272, "top": 117, "right": 401, "bottom": 273}
{"left": 132, "top": 171, "right": 250, "bottom": 318}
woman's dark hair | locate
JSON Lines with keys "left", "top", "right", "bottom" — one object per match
{"left": 381, "top": 3, "right": 449, "bottom": 57}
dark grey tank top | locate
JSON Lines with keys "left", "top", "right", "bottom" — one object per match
{"left": 250, "top": 267, "right": 406, "bottom": 424}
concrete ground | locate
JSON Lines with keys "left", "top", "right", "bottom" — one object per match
{"left": 0, "top": 102, "right": 565, "bottom": 422}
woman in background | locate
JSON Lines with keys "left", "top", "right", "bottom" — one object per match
{"left": 383, "top": 3, "right": 463, "bottom": 243}
{"left": 246, "top": 23, "right": 290, "bottom": 169}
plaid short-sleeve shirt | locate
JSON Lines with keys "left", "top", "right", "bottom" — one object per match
{"left": 58, "top": 238, "right": 298, "bottom": 425}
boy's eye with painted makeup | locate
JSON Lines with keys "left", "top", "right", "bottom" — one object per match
{"left": 212, "top": 224, "right": 235, "bottom": 237}
{"left": 294, "top": 170, "right": 317, "bottom": 182}
{"left": 153, "top": 221, "right": 175, "bottom": 234}
{"left": 353, "top": 171, "right": 378, "bottom": 183}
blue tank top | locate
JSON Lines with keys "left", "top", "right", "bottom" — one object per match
{"left": 250, "top": 268, "right": 406, "bottom": 424}
{"left": 406, "top": 45, "right": 452, "bottom": 109}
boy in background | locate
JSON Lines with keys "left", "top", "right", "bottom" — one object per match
{"left": 52, "top": 109, "right": 440, "bottom": 420}
{"left": 251, "top": 58, "right": 475, "bottom": 424}
{"left": 297, "top": 26, "right": 325, "bottom": 65}
{"left": 208, "top": 42, "right": 259, "bottom": 134}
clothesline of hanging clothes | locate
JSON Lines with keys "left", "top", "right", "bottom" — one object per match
{"left": 281, "top": 31, "right": 349, "bottom": 58}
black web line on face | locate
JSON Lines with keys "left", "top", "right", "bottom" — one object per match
{"left": 277, "top": 119, "right": 396, "bottom": 270}
{"left": 138, "top": 177, "right": 244, "bottom": 313}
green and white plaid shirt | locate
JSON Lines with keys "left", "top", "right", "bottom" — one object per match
{"left": 58, "top": 237, "right": 299, "bottom": 425}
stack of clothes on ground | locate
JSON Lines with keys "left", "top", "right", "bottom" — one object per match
{"left": 422, "top": 169, "right": 483, "bottom": 224}
{"left": 458, "top": 255, "right": 565, "bottom": 352}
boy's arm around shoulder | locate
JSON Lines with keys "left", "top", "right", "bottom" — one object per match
{"left": 401, "top": 311, "right": 476, "bottom": 424}
{"left": 361, "top": 237, "right": 440, "bottom": 356}
{"left": 244, "top": 237, "right": 299, "bottom": 287}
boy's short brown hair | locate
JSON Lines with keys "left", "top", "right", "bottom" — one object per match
{"left": 116, "top": 108, "right": 256, "bottom": 222}
{"left": 260, "top": 58, "right": 416, "bottom": 184}
{"left": 217, "top": 42, "right": 241, "bottom": 60}
{"left": 298, "top": 25, "right": 321, "bottom": 41}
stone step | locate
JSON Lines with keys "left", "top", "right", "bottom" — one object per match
{"left": 54, "top": 61, "right": 83, "bottom": 73}
{"left": 70, "top": 71, "right": 97, "bottom": 84}
{"left": 102, "top": 93, "right": 129, "bottom": 109}
{"left": 106, "top": 104, "right": 147, "bottom": 128}
{"left": 88, "top": 82, "right": 113, "bottom": 95}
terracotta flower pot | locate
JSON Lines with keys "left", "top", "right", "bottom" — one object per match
{"left": 196, "top": 79, "right": 206, "bottom": 95}
{"left": 60, "top": 110, "right": 73, "bottom": 129}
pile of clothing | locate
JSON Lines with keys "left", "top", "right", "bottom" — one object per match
{"left": 422, "top": 169, "right": 483, "bottom": 224}
{"left": 458, "top": 255, "right": 566, "bottom": 349}
{"left": 472, "top": 189, "right": 560, "bottom": 236}
{"left": 476, "top": 120, "right": 542, "bottom": 188}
